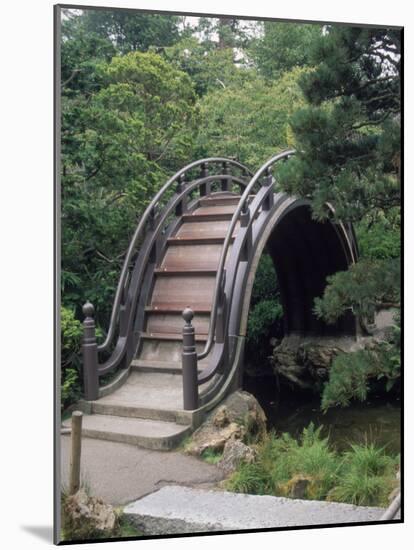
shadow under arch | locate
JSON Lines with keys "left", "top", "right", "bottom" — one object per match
{"left": 225, "top": 194, "right": 358, "bottom": 395}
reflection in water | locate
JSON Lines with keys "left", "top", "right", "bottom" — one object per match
{"left": 244, "top": 374, "right": 401, "bottom": 455}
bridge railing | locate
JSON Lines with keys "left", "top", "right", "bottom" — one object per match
{"left": 179, "top": 149, "right": 296, "bottom": 409}
{"left": 81, "top": 157, "right": 253, "bottom": 400}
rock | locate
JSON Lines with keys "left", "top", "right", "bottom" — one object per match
{"left": 279, "top": 475, "right": 315, "bottom": 499}
{"left": 187, "top": 422, "right": 244, "bottom": 456}
{"left": 272, "top": 335, "right": 354, "bottom": 390}
{"left": 220, "top": 391, "right": 267, "bottom": 439}
{"left": 218, "top": 440, "right": 257, "bottom": 475}
{"left": 185, "top": 391, "right": 267, "bottom": 456}
{"left": 62, "top": 489, "right": 117, "bottom": 540}
{"left": 213, "top": 406, "right": 229, "bottom": 428}
{"left": 271, "top": 319, "right": 399, "bottom": 391}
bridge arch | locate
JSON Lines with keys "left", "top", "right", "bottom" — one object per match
{"left": 81, "top": 150, "right": 358, "bottom": 418}
{"left": 236, "top": 197, "right": 357, "bottom": 344}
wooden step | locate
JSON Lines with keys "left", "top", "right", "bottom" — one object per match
{"left": 139, "top": 339, "right": 206, "bottom": 363}
{"left": 140, "top": 331, "right": 208, "bottom": 342}
{"left": 181, "top": 212, "right": 233, "bottom": 222}
{"left": 154, "top": 268, "right": 217, "bottom": 276}
{"left": 198, "top": 196, "right": 241, "bottom": 207}
{"left": 175, "top": 218, "right": 238, "bottom": 240}
{"left": 167, "top": 236, "right": 234, "bottom": 245}
{"left": 151, "top": 274, "right": 215, "bottom": 311}
{"left": 194, "top": 204, "right": 238, "bottom": 215}
{"left": 161, "top": 243, "right": 230, "bottom": 271}
{"left": 198, "top": 194, "right": 255, "bottom": 207}
{"left": 145, "top": 305, "right": 212, "bottom": 313}
{"left": 145, "top": 311, "right": 210, "bottom": 335}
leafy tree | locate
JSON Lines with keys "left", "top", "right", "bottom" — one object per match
{"left": 275, "top": 26, "right": 401, "bottom": 406}
{"left": 194, "top": 67, "right": 307, "bottom": 166}
{"left": 355, "top": 208, "right": 400, "bottom": 261}
{"left": 163, "top": 37, "right": 255, "bottom": 96}
{"left": 251, "top": 22, "right": 322, "bottom": 79}
{"left": 78, "top": 8, "right": 181, "bottom": 53}
{"left": 61, "top": 51, "right": 198, "bottom": 324}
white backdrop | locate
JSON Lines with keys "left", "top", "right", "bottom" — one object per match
{"left": 1, "top": 1, "right": 410, "bottom": 548}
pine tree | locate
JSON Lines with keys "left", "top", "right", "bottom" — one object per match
{"left": 276, "top": 25, "right": 402, "bottom": 406}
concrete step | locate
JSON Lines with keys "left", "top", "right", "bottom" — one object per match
{"left": 102, "top": 371, "right": 184, "bottom": 407}
{"left": 131, "top": 359, "right": 205, "bottom": 375}
{"left": 62, "top": 414, "right": 191, "bottom": 451}
{"left": 90, "top": 400, "right": 193, "bottom": 425}
{"left": 124, "top": 486, "right": 389, "bottom": 534}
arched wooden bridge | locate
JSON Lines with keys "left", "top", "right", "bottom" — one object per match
{"left": 71, "top": 150, "right": 358, "bottom": 449}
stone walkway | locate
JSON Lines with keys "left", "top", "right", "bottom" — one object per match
{"left": 60, "top": 435, "right": 225, "bottom": 506}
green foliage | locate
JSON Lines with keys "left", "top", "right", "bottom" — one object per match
{"left": 247, "top": 300, "right": 283, "bottom": 348}
{"left": 276, "top": 27, "right": 401, "bottom": 223}
{"left": 61, "top": 307, "right": 83, "bottom": 410}
{"left": 61, "top": 50, "right": 198, "bottom": 324}
{"left": 251, "top": 22, "right": 322, "bottom": 79}
{"left": 228, "top": 424, "right": 339, "bottom": 499}
{"left": 250, "top": 254, "right": 279, "bottom": 305}
{"left": 328, "top": 444, "right": 398, "bottom": 506}
{"left": 227, "top": 461, "right": 270, "bottom": 494}
{"left": 245, "top": 254, "right": 283, "bottom": 364}
{"left": 69, "top": 8, "right": 181, "bottom": 54}
{"left": 226, "top": 424, "right": 398, "bottom": 507}
{"left": 314, "top": 258, "right": 400, "bottom": 324}
{"left": 201, "top": 448, "right": 223, "bottom": 464}
{"left": 194, "top": 67, "right": 307, "bottom": 167}
{"left": 356, "top": 209, "right": 401, "bottom": 261}
{"left": 321, "top": 334, "right": 401, "bottom": 411}
{"left": 163, "top": 37, "right": 255, "bottom": 96}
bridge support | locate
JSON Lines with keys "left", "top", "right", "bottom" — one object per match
{"left": 182, "top": 308, "right": 199, "bottom": 411}
{"left": 82, "top": 302, "right": 99, "bottom": 401}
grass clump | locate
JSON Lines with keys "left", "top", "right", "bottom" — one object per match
{"left": 226, "top": 423, "right": 399, "bottom": 507}
{"left": 327, "top": 443, "right": 398, "bottom": 506}
{"left": 201, "top": 448, "right": 223, "bottom": 464}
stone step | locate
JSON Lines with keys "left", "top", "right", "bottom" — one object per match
{"left": 90, "top": 400, "right": 193, "bottom": 425}
{"left": 90, "top": 371, "right": 197, "bottom": 425}
{"left": 62, "top": 414, "right": 191, "bottom": 451}
{"left": 131, "top": 359, "right": 205, "bottom": 375}
{"left": 124, "top": 486, "right": 389, "bottom": 534}
{"left": 97, "top": 371, "right": 183, "bottom": 410}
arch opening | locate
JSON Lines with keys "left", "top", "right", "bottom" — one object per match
{"left": 265, "top": 204, "right": 355, "bottom": 338}
{"left": 241, "top": 202, "right": 356, "bottom": 418}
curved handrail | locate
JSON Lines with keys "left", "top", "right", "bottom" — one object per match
{"left": 96, "top": 173, "right": 249, "bottom": 375}
{"left": 98, "top": 157, "right": 253, "bottom": 353}
{"left": 197, "top": 149, "right": 296, "bottom": 362}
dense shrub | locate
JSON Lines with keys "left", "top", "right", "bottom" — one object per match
{"left": 61, "top": 306, "right": 83, "bottom": 410}
{"left": 321, "top": 315, "right": 400, "bottom": 411}
{"left": 226, "top": 423, "right": 399, "bottom": 507}
{"left": 245, "top": 254, "right": 283, "bottom": 364}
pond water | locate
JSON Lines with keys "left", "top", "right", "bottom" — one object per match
{"left": 243, "top": 374, "right": 401, "bottom": 455}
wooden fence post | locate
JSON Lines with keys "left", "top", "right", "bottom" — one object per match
{"left": 69, "top": 411, "right": 83, "bottom": 495}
